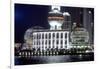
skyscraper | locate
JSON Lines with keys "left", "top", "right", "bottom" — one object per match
{"left": 62, "top": 12, "right": 71, "bottom": 31}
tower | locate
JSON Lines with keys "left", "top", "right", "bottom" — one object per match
{"left": 83, "top": 9, "right": 93, "bottom": 45}
{"left": 62, "top": 12, "right": 71, "bottom": 31}
{"left": 48, "top": 6, "right": 64, "bottom": 30}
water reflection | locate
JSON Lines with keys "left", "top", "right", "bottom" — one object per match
{"left": 15, "top": 54, "right": 94, "bottom": 65}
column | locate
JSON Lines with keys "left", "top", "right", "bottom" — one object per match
{"left": 43, "top": 32, "right": 45, "bottom": 50}
{"left": 40, "top": 32, "right": 42, "bottom": 51}
{"left": 58, "top": 32, "right": 61, "bottom": 49}
{"left": 38, "top": 33, "right": 40, "bottom": 51}
{"left": 35, "top": 33, "right": 37, "bottom": 50}
{"left": 34, "top": 33, "right": 36, "bottom": 49}
{"left": 67, "top": 32, "right": 70, "bottom": 49}
{"left": 63, "top": 32, "right": 65, "bottom": 48}
{"left": 33, "top": 33, "right": 34, "bottom": 48}
{"left": 47, "top": 34, "right": 48, "bottom": 49}
{"left": 45, "top": 33, "right": 47, "bottom": 50}
{"left": 54, "top": 32, "right": 57, "bottom": 48}
{"left": 37, "top": 33, "right": 38, "bottom": 49}
{"left": 51, "top": 32, "right": 53, "bottom": 48}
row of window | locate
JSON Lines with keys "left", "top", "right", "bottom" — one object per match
{"left": 33, "top": 40, "right": 67, "bottom": 45}
{"left": 34, "top": 45, "right": 67, "bottom": 49}
{"left": 33, "top": 32, "right": 68, "bottom": 39}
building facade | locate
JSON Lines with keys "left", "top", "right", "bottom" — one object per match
{"left": 17, "top": 6, "right": 93, "bottom": 57}
{"left": 32, "top": 6, "right": 71, "bottom": 51}
{"left": 33, "top": 30, "right": 70, "bottom": 51}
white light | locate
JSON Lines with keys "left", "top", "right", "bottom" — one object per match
{"left": 81, "top": 46, "right": 84, "bottom": 48}
{"left": 19, "top": 52, "right": 21, "bottom": 56}
{"left": 49, "top": 21, "right": 62, "bottom": 26}
{"left": 89, "top": 11, "right": 92, "bottom": 14}
{"left": 73, "top": 22, "right": 77, "bottom": 25}
{"left": 33, "top": 33, "right": 37, "bottom": 35}
{"left": 63, "top": 12, "right": 70, "bottom": 16}
{"left": 77, "top": 46, "right": 80, "bottom": 48}
{"left": 49, "top": 21, "right": 62, "bottom": 30}
{"left": 51, "top": 5, "right": 60, "bottom": 11}
{"left": 85, "top": 50, "right": 91, "bottom": 53}
{"left": 53, "top": 10, "right": 59, "bottom": 13}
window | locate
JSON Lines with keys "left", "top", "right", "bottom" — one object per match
{"left": 65, "top": 33, "right": 67, "bottom": 38}
{"left": 49, "top": 33, "right": 51, "bottom": 39}
{"left": 45, "top": 40, "right": 47, "bottom": 44}
{"left": 53, "top": 33, "right": 55, "bottom": 38}
{"left": 49, "top": 40, "right": 51, "bottom": 45}
{"left": 61, "top": 40, "right": 63, "bottom": 44}
{"left": 61, "top": 33, "right": 63, "bottom": 38}
{"left": 57, "top": 33, "right": 59, "bottom": 38}
{"left": 56, "top": 40, "right": 59, "bottom": 45}
{"left": 53, "top": 40, "right": 55, "bottom": 44}
{"left": 36, "top": 34, "right": 38, "bottom": 39}
{"left": 65, "top": 40, "right": 67, "bottom": 44}
{"left": 38, "top": 34, "right": 41, "bottom": 39}
{"left": 42, "top": 33, "right": 44, "bottom": 39}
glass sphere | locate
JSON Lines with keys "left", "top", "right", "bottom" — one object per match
{"left": 24, "top": 26, "right": 44, "bottom": 45}
{"left": 71, "top": 27, "right": 89, "bottom": 45}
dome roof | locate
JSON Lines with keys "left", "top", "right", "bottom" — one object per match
{"left": 48, "top": 8, "right": 64, "bottom": 21}
{"left": 24, "top": 26, "right": 44, "bottom": 43}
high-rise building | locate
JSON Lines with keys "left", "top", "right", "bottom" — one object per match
{"left": 62, "top": 12, "right": 71, "bottom": 31}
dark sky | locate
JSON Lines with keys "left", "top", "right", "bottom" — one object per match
{"left": 15, "top": 4, "right": 94, "bottom": 43}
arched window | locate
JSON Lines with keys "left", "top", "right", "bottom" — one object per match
{"left": 33, "top": 34, "right": 35, "bottom": 39}
{"left": 56, "top": 40, "right": 59, "bottom": 45}
{"left": 49, "top": 33, "right": 51, "bottom": 39}
{"left": 65, "top": 40, "right": 67, "bottom": 44}
{"left": 42, "top": 33, "right": 44, "bottom": 39}
{"left": 49, "top": 40, "right": 51, "bottom": 45}
{"left": 65, "top": 33, "right": 67, "bottom": 38}
{"left": 61, "top": 33, "right": 63, "bottom": 38}
{"left": 61, "top": 40, "right": 63, "bottom": 45}
{"left": 53, "top": 33, "right": 55, "bottom": 38}
{"left": 38, "top": 33, "right": 41, "bottom": 39}
{"left": 45, "top": 33, "right": 47, "bottom": 39}
{"left": 37, "top": 33, "right": 39, "bottom": 39}
{"left": 45, "top": 40, "right": 47, "bottom": 44}
{"left": 57, "top": 33, "right": 59, "bottom": 38}
{"left": 33, "top": 33, "right": 37, "bottom": 39}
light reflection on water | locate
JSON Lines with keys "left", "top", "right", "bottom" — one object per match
{"left": 15, "top": 55, "right": 94, "bottom": 65}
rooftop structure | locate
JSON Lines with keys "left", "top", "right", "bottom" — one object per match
{"left": 48, "top": 6, "right": 64, "bottom": 30}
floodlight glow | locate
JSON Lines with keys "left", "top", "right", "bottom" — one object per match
{"left": 51, "top": 5, "right": 60, "bottom": 11}
{"left": 89, "top": 11, "right": 92, "bottom": 14}
{"left": 77, "top": 46, "right": 80, "bottom": 48}
{"left": 53, "top": 9, "right": 59, "bottom": 13}
{"left": 49, "top": 21, "right": 62, "bottom": 26}
{"left": 63, "top": 12, "right": 70, "bottom": 16}
{"left": 49, "top": 21, "right": 63, "bottom": 30}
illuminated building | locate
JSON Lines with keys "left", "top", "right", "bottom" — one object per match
{"left": 62, "top": 12, "right": 71, "bottom": 31}
{"left": 32, "top": 6, "right": 71, "bottom": 53}
{"left": 18, "top": 6, "right": 93, "bottom": 56}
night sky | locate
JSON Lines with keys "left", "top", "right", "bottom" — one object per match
{"left": 15, "top": 4, "right": 94, "bottom": 43}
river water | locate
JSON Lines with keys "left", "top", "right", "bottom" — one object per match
{"left": 15, "top": 54, "right": 94, "bottom": 65}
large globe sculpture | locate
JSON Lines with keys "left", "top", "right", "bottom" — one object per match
{"left": 24, "top": 26, "right": 44, "bottom": 49}
{"left": 71, "top": 27, "right": 89, "bottom": 46}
